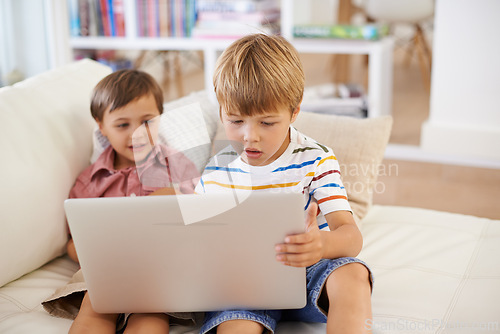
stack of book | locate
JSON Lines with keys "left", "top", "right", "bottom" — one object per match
{"left": 191, "top": 0, "right": 280, "bottom": 39}
{"left": 301, "top": 83, "right": 368, "bottom": 118}
{"left": 68, "top": 0, "right": 126, "bottom": 37}
{"left": 136, "top": 0, "right": 197, "bottom": 37}
{"left": 293, "top": 24, "right": 389, "bottom": 40}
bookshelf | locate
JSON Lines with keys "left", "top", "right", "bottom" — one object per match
{"left": 50, "top": 0, "right": 393, "bottom": 118}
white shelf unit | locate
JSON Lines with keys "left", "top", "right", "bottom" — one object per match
{"left": 54, "top": 0, "right": 394, "bottom": 117}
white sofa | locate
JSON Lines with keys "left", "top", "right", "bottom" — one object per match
{"left": 1, "top": 59, "right": 499, "bottom": 334}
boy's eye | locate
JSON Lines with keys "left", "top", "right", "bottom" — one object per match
{"left": 262, "top": 122, "right": 275, "bottom": 126}
{"left": 116, "top": 123, "right": 129, "bottom": 128}
{"left": 229, "top": 120, "right": 243, "bottom": 125}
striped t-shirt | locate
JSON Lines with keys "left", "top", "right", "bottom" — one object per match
{"left": 195, "top": 126, "right": 351, "bottom": 230}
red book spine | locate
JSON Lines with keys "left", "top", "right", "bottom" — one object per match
{"left": 113, "top": 0, "right": 125, "bottom": 37}
{"left": 147, "top": 0, "right": 158, "bottom": 37}
{"left": 99, "top": 0, "right": 111, "bottom": 36}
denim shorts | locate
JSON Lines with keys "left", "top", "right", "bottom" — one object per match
{"left": 200, "top": 257, "right": 373, "bottom": 334}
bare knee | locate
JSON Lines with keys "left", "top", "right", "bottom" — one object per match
{"left": 124, "top": 313, "right": 169, "bottom": 334}
{"left": 324, "top": 263, "right": 373, "bottom": 333}
{"left": 329, "top": 263, "right": 371, "bottom": 286}
{"left": 217, "top": 319, "right": 265, "bottom": 334}
{"left": 321, "top": 263, "right": 371, "bottom": 303}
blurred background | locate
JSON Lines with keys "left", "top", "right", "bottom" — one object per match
{"left": 1, "top": 0, "right": 499, "bottom": 218}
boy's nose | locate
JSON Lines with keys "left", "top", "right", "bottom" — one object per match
{"left": 243, "top": 124, "right": 259, "bottom": 142}
{"left": 131, "top": 124, "right": 147, "bottom": 141}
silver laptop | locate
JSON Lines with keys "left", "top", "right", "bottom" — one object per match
{"left": 64, "top": 192, "right": 307, "bottom": 314}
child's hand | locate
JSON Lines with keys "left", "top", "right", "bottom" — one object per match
{"left": 275, "top": 202, "right": 324, "bottom": 267}
{"left": 149, "top": 187, "right": 177, "bottom": 196}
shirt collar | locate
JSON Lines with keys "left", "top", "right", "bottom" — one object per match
{"left": 90, "top": 145, "right": 167, "bottom": 179}
{"left": 90, "top": 145, "right": 117, "bottom": 178}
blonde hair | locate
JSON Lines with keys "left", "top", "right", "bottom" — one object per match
{"left": 90, "top": 69, "right": 164, "bottom": 122}
{"left": 213, "top": 34, "right": 305, "bottom": 116}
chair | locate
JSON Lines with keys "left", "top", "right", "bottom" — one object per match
{"left": 363, "top": 0, "right": 434, "bottom": 92}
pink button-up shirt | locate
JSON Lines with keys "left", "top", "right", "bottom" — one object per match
{"left": 69, "top": 145, "right": 200, "bottom": 199}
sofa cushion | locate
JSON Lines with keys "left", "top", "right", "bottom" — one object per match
{"left": 214, "top": 112, "right": 392, "bottom": 223}
{"left": 0, "top": 59, "right": 111, "bottom": 287}
{"left": 91, "top": 91, "right": 220, "bottom": 173}
{"left": 358, "top": 205, "right": 500, "bottom": 332}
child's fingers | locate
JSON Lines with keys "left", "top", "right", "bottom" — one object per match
{"left": 282, "top": 231, "right": 313, "bottom": 245}
{"left": 276, "top": 237, "right": 316, "bottom": 254}
{"left": 275, "top": 253, "right": 312, "bottom": 267}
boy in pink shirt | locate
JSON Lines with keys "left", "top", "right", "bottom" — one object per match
{"left": 43, "top": 69, "right": 200, "bottom": 333}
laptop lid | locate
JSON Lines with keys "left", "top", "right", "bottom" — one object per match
{"left": 65, "top": 192, "right": 307, "bottom": 313}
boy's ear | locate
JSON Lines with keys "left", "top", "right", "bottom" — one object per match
{"left": 95, "top": 119, "right": 106, "bottom": 137}
{"left": 291, "top": 106, "right": 300, "bottom": 123}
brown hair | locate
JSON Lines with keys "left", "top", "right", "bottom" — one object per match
{"left": 213, "top": 33, "right": 305, "bottom": 116}
{"left": 90, "top": 69, "right": 164, "bottom": 121}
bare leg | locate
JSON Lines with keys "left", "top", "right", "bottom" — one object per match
{"left": 69, "top": 292, "right": 118, "bottom": 334}
{"left": 124, "top": 313, "right": 169, "bottom": 334}
{"left": 217, "top": 319, "right": 265, "bottom": 334}
{"left": 324, "top": 263, "right": 372, "bottom": 334}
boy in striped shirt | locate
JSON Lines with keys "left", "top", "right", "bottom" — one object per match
{"left": 195, "top": 34, "right": 373, "bottom": 334}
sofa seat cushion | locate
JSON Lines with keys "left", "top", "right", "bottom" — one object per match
{"left": 358, "top": 205, "right": 500, "bottom": 333}
{"left": 0, "top": 257, "right": 77, "bottom": 333}
{"left": 2, "top": 205, "right": 498, "bottom": 333}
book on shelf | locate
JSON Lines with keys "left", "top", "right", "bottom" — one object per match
{"left": 196, "top": 0, "right": 279, "bottom": 13}
{"left": 68, "top": 0, "right": 81, "bottom": 36}
{"left": 69, "top": 0, "right": 125, "bottom": 37}
{"left": 293, "top": 24, "right": 389, "bottom": 40}
{"left": 147, "top": 0, "right": 159, "bottom": 37}
{"left": 191, "top": 24, "right": 277, "bottom": 39}
{"left": 68, "top": 0, "right": 196, "bottom": 38}
{"left": 197, "top": 8, "right": 279, "bottom": 24}
{"left": 98, "top": 0, "right": 112, "bottom": 36}
{"left": 192, "top": 0, "right": 280, "bottom": 39}
{"left": 136, "top": 0, "right": 196, "bottom": 37}
{"left": 113, "top": 0, "right": 126, "bottom": 36}
{"left": 158, "top": 0, "right": 169, "bottom": 37}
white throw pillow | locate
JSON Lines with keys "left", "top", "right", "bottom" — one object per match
{"left": 0, "top": 59, "right": 112, "bottom": 287}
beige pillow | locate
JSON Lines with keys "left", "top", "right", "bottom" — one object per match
{"left": 213, "top": 112, "right": 393, "bottom": 223}
{"left": 294, "top": 112, "right": 393, "bottom": 223}
{"left": 0, "top": 59, "right": 111, "bottom": 287}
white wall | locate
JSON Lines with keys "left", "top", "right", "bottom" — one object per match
{"left": 0, "top": 0, "right": 51, "bottom": 83}
{"left": 421, "top": 0, "right": 500, "bottom": 162}
{"left": 293, "top": 0, "right": 337, "bottom": 25}
{"left": 0, "top": 0, "right": 16, "bottom": 85}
